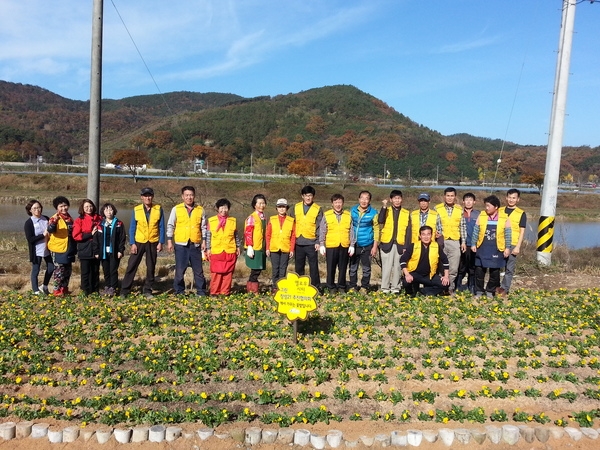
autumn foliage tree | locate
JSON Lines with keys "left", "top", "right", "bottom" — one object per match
{"left": 288, "top": 159, "right": 318, "bottom": 178}
{"left": 110, "top": 149, "right": 150, "bottom": 183}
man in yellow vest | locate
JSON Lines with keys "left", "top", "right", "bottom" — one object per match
{"left": 435, "top": 187, "right": 465, "bottom": 293}
{"left": 318, "top": 194, "right": 355, "bottom": 294}
{"left": 121, "top": 187, "right": 165, "bottom": 298}
{"left": 378, "top": 190, "right": 411, "bottom": 293}
{"left": 166, "top": 186, "right": 207, "bottom": 296}
{"left": 289, "top": 185, "right": 323, "bottom": 288}
{"left": 400, "top": 226, "right": 449, "bottom": 297}
{"left": 410, "top": 193, "right": 442, "bottom": 244}
{"left": 497, "top": 188, "right": 527, "bottom": 296}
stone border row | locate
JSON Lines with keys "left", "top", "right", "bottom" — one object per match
{"left": 0, "top": 421, "right": 599, "bottom": 446}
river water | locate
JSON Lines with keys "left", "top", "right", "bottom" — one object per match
{"left": 4, "top": 204, "right": 599, "bottom": 250}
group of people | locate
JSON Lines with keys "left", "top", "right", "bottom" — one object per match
{"left": 24, "top": 185, "right": 525, "bottom": 298}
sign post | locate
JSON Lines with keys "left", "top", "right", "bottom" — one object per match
{"left": 273, "top": 272, "right": 318, "bottom": 344}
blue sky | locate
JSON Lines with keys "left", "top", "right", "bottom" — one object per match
{"left": 1, "top": 0, "right": 599, "bottom": 147}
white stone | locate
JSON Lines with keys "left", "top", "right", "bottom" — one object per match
{"left": 391, "top": 430, "right": 407, "bottom": 446}
{"left": 47, "top": 427, "right": 63, "bottom": 443}
{"left": 197, "top": 427, "right": 214, "bottom": 440}
{"left": 564, "top": 427, "right": 583, "bottom": 441}
{"left": 62, "top": 426, "right": 79, "bottom": 443}
{"left": 485, "top": 425, "right": 502, "bottom": 444}
{"left": 31, "top": 423, "right": 49, "bottom": 439}
{"left": 359, "top": 435, "right": 375, "bottom": 447}
{"left": 549, "top": 426, "right": 565, "bottom": 439}
{"left": 276, "top": 427, "right": 294, "bottom": 444}
{"left": 95, "top": 428, "right": 112, "bottom": 444}
{"left": 502, "top": 425, "right": 520, "bottom": 445}
{"left": 421, "top": 429, "right": 438, "bottom": 443}
{"left": 148, "top": 425, "right": 165, "bottom": 443}
{"left": 310, "top": 433, "right": 326, "bottom": 449}
{"left": 454, "top": 428, "right": 470, "bottom": 444}
{"left": 581, "top": 428, "right": 599, "bottom": 440}
{"left": 407, "top": 429, "right": 422, "bottom": 447}
{"left": 131, "top": 426, "right": 148, "bottom": 442}
{"left": 114, "top": 428, "right": 132, "bottom": 444}
{"left": 438, "top": 428, "right": 454, "bottom": 446}
{"left": 294, "top": 429, "right": 311, "bottom": 446}
{"left": 470, "top": 429, "right": 486, "bottom": 444}
{"left": 15, "top": 421, "right": 33, "bottom": 439}
{"left": 534, "top": 427, "right": 549, "bottom": 443}
{"left": 375, "top": 433, "right": 390, "bottom": 446}
{"left": 165, "top": 426, "right": 181, "bottom": 442}
{"left": 518, "top": 426, "right": 535, "bottom": 443}
{"left": 81, "top": 429, "right": 95, "bottom": 442}
{"left": 261, "top": 429, "right": 278, "bottom": 444}
{"left": 245, "top": 426, "right": 262, "bottom": 445}
{"left": 326, "top": 430, "right": 343, "bottom": 448}
{"left": 0, "top": 422, "right": 16, "bottom": 440}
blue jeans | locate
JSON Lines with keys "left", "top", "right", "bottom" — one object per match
{"left": 174, "top": 243, "right": 206, "bottom": 295}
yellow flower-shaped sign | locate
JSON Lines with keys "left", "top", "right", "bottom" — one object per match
{"left": 274, "top": 272, "right": 318, "bottom": 321}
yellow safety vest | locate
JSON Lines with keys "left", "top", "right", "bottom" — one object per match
{"left": 208, "top": 216, "right": 237, "bottom": 254}
{"left": 48, "top": 216, "right": 69, "bottom": 253}
{"left": 173, "top": 203, "right": 204, "bottom": 244}
{"left": 499, "top": 207, "right": 524, "bottom": 246}
{"left": 380, "top": 207, "right": 410, "bottom": 245}
{"left": 294, "top": 202, "right": 320, "bottom": 240}
{"left": 245, "top": 211, "right": 265, "bottom": 250}
{"left": 324, "top": 209, "right": 351, "bottom": 248}
{"left": 435, "top": 203, "right": 463, "bottom": 240}
{"left": 475, "top": 214, "right": 509, "bottom": 251}
{"left": 410, "top": 209, "right": 438, "bottom": 243}
{"left": 269, "top": 215, "right": 294, "bottom": 252}
{"left": 134, "top": 204, "right": 162, "bottom": 243}
{"left": 406, "top": 241, "right": 440, "bottom": 279}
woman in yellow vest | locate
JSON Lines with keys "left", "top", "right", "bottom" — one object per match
{"left": 206, "top": 198, "right": 241, "bottom": 296}
{"left": 46, "top": 196, "right": 76, "bottom": 296}
{"left": 244, "top": 194, "right": 267, "bottom": 293}
{"left": 266, "top": 198, "right": 295, "bottom": 293}
{"left": 470, "top": 195, "right": 512, "bottom": 298}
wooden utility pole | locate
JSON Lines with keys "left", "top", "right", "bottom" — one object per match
{"left": 87, "top": 0, "right": 103, "bottom": 207}
{"left": 537, "top": 0, "right": 576, "bottom": 265}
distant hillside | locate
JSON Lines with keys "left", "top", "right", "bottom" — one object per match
{"left": 0, "top": 80, "right": 598, "bottom": 183}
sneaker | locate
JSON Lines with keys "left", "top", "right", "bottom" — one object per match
{"left": 42, "top": 286, "right": 50, "bottom": 295}
{"left": 32, "top": 291, "right": 42, "bottom": 295}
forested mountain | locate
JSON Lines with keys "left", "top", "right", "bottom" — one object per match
{"left": 0, "top": 80, "right": 598, "bottom": 183}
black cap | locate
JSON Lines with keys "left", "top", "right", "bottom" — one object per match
{"left": 140, "top": 187, "right": 154, "bottom": 196}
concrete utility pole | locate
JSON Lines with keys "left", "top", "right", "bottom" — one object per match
{"left": 537, "top": 0, "right": 576, "bottom": 265}
{"left": 87, "top": 0, "right": 103, "bottom": 208}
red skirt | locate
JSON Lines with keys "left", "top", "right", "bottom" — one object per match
{"left": 209, "top": 251, "right": 237, "bottom": 274}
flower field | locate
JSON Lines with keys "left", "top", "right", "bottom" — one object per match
{"left": 0, "top": 288, "right": 599, "bottom": 430}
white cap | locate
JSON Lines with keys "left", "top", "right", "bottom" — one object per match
{"left": 276, "top": 198, "right": 288, "bottom": 206}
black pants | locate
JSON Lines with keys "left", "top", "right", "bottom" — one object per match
{"left": 270, "top": 251, "right": 289, "bottom": 286}
{"left": 80, "top": 258, "right": 100, "bottom": 295}
{"left": 31, "top": 255, "right": 54, "bottom": 292}
{"left": 121, "top": 242, "right": 158, "bottom": 295}
{"left": 402, "top": 271, "right": 446, "bottom": 297}
{"left": 475, "top": 266, "right": 501, "bottom": 295}
{"left": 101, "top": 255, "right": 121, "bottom": 290}
{"left": 326, "top": 246, "right": 349, "bottom": 289}
{"left": 348, "top": 244, "right": 373, "bottom": 289}
{"left": 457, "top": 248, "right": 476, "bottom": 293}
{"left": 295, "top": 244, "right": 320, "bottom": 287}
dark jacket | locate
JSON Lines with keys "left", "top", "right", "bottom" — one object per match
{"left": 73, "top": 214, "right": 101, "bottom": 259}
{"left": 24, "top": 215, "right": 50, "bottom": 263}
{"left": 93, "top": 217, "right": 126, "bottom": 260}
